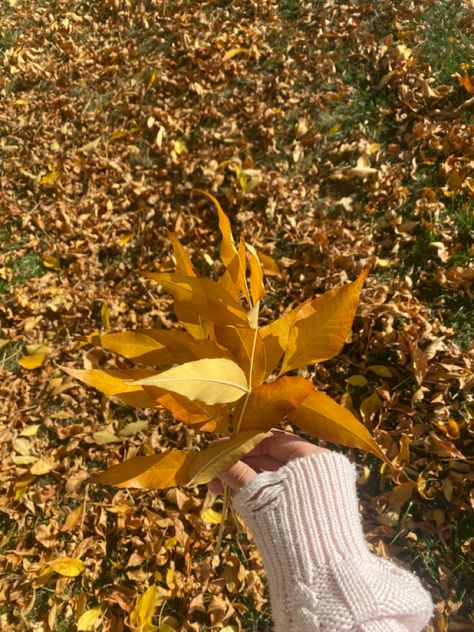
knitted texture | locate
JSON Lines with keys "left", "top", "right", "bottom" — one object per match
{"left": 233, "top": 452, "right": 433, "bottom": 632}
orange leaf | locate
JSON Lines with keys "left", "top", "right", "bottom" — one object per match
{"left": 289, "top": 390, "right": 390, "bottom": 464}
{"left": 143, "top": 387, "right": 229, "bottom": 432}
{"left": 214, "top": 325, "right": 267, "bottom": 387}
{"left": 236, "top": 377, "right": 315, "bottom": 431}
{"left": 280, "top": 268, "right": 369, "bottom": 373}
{"left": 246, "top": 242, "right": 265, "bottom": 305}
{"left": 260, "top": 302, "right": 309, "bottom": 377}
{"left": 165, "top": 229, "right": 196, "bottom": 276}
{"left": 173, "top": 300, "right": 215, "bottom": 340}
{"left": 62, "top": 367, "right": 158, "bottom": 408}
{"left": 87, "top": 330, "right": 230, "bottom": 366}
{"left": 257, "top": 251, "right": 282, "bottom": 277}
{"left": 141, "top": 272, "right": 248, "bottom": 327}
{"left": 194, "top": 189, "right": 251, "bottom": 304}
{"left": 92, "top": 450, "right": 194, "bottom": 489}
{"left": 454, "top": 72, "right": 474, "bottom": 94}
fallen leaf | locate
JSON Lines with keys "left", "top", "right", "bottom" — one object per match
{"left": 18, "top": 354, "right": 47, "bottom": 369}
{"left": 130, "top": 585, "right": 160, "bottom": 632}
{"left": 42, "top": 254, "right": 61, "bottom": 270}
{"left": 77, "top": 608, "right": 101, "bottom": 631}
{"left": 222, "top": 47, "right": 250, "bottom": 62}
{"left": 30, "top": 457, "right": 57, "bottom": 475}
{"left": 92, "top": 430, "right": 121, "bottom": 445}
{"left": 118, "top": 420, "right": 149, "bottom": 436}
{"left": 201, "top": 508, "right": 222, "bottom": 524}
{"left": 360, "top": 390, "right": 382, "bottom": 429}
{"left": 46, "top": 557, "right": 85, "bottom": 577}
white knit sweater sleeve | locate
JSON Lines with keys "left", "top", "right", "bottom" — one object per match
{"left": 233, "top": 452, "right": 433, "bottom": 632}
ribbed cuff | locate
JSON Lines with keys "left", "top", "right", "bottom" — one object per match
{"left": 233, "top": 452, "right": 433, "bottom": 632}
{"left": 234, "top": 452, "right": 370, "bottom": 576}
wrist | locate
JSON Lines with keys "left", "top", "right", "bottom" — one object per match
{"left": 234, "top": 452, "right": 370, "bottom": 574}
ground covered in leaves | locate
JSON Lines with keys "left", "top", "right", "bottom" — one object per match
{"left": 1, "top": 0, "right": 473, "bottom": 630}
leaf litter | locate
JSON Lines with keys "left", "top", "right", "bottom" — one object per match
{"left": 1, "top": 0, "right": 473, "bottom": 630}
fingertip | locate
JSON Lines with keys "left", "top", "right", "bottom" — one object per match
{"left": 221, "top": 460, "right": 257, "bottom": 491}
{"left": 208, "top": 478, "right": 224, "bottom": 494}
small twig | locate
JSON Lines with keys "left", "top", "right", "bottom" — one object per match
{"left": 80, "top": 484, "right": 89, "bottom": 532}
{"left": 215, "top": 483, "right": 232, "bottom": 554}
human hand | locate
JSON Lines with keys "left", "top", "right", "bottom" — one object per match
{"left": 208, "top": 430, "right": 329, "bottom": 494}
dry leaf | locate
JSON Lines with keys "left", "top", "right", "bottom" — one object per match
{"left": 201, "top": 508, "right": 222, "bottom": 524}
{"left": 130, "top": 585, "right": 159, "bottom": 632}
{"left": 77, "top": 608, "right": 101, "bottom": 631}
{"left": 222, "top": 47, "right": 249, "bottom": 62}
{"left": 46, "top": 557, "right": 85, "bottom": 577}
{"left": 18, "top": 354, "right": 47, "bottom": 369}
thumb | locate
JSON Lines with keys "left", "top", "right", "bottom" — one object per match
{"left": 220, "top": 460, "right": 257, "bottom": 492}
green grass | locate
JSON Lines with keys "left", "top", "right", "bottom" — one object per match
{"left": 398, "top": 511, "right": 474, "bottom": 621}
{"left": 0, "top": 251, "right": 45, "bottom": 295}
{"left": 418, "top": 0, "right": 474, "bottom": 85}
{"left": 277, "top": 0, "right": 325, "bottom": 21}
{"left": 316, "top": 83, "right": 397, "bottom": 143}
{"left": 0, "top": 223, "right": 46, "bottom": 295}
{"left": 0, "top": 28, "right": 17, "bottom": 53}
